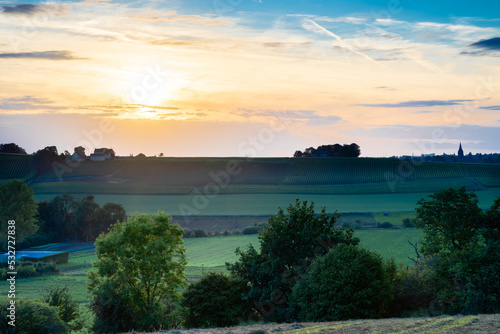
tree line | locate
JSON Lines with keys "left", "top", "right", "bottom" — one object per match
{"left": 0, "top": 180, "right": 126, "bottom": 250}
{"left": 294, "top": 143, "right": 361, "bottom": 157}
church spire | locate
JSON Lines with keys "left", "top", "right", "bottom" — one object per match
{"left": 458, "top": 142, "right": 464, "bottom": 158}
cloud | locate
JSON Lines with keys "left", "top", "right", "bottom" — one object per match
{"left": 462, "top": 37, "right": 500, "bottom": 57}
{"left": 263, "top": 42, "right": 312, "bottom": 48}
{"left": 316, "top": 16, "right": 367, "bottom": 24}
{"left": 469, "top": 37, "right": 500, "bottom": 50}
{"left": 0, "top": 3, "right": 69, "bottom": 17}
{"left": 479, "top": 105, "right": 500, "bottom": 110}
{"left": 235, "top": 109, "right": 342, "bottom": 126}
{"left": 302, "top": 19, "right": 384, "bottom": 67}
{"left": 355, "top": 99, "right": 476, "bottom": 108}
{"left": 0, "top": 96, "right": 64, "bottom": 112}
{"left": 0, "top": 51, "right": 83, "bottom": 60}
{"left": 412, "top": 110, "right": 440, "bottom": 114}
{"left": 131, "top": 11, "right": 231, "bottom": 26}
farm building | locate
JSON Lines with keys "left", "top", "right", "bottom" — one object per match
{"left": 90, "top": 148, "right": 114, "bottom": 161}
{"left": 71, "top": 151, "right": 86, "bottom": 162}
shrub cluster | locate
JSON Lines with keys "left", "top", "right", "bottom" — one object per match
{"left": 182, "top": 272, "right": 254, "bottom": 328}
{"left": 0, "top": 288, "right": 81, "bottom": 334}
{"left": 0, "top": 261, "right": 59, "bottom": 280}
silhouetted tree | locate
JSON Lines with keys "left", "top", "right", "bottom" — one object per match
{"left": 0, "top": 143, "right": 26, "bottom": 154}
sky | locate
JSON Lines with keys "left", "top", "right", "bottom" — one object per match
{"left": 0, "top": 0, "right": 499, "bottom": 157}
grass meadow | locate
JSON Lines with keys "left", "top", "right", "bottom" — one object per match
{"left": 34, "top": 188, "right": 500, "bottom": 215}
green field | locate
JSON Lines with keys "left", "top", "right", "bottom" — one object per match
{"left": 34, "top": 187, "right": 500, "bottom": 215}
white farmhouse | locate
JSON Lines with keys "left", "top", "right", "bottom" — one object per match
{"left": 90, "top": 148, "right": 113, "bottom": 161}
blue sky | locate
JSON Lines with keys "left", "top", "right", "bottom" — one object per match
{"left": 0, "top": 0, "right": 499, "bottom": 157}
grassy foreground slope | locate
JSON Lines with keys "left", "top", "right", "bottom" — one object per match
{"left": 129, "top": 314, "right": 500, "bottom": 334}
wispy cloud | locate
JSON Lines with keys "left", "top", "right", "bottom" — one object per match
{"left": 0, "top": 51, "right": 83, "bottom": 60}
{"left": 412, "top": 110, "right": 440, "bottom": 114}
{"left": 235, "top": 109, "right": 342, "bottom": 126}
{"left": 479, "top": 105, "right": 500, "bottom": 110}
{"left": 0, "top": 3, "right": 69, "bottom": 17}
{"left": 0, "top": 96, "right": 64, "bottom": 112}
{"left": 302, "top": 18, "right": 383, "bottom": 66}
{"left": 131, "top": 10, "right": 232, "bottom": 26}
{"left": 356, "top": 99, "right": 476, "bottom": 108}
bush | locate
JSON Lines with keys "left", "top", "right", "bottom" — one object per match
{"left": 242, "top": 226, "right": 260, "bottom": 235}
{"left": 1, "top": 262, "right": 59, "bottom": 279}
{"left": 17, "top": 263, "right": 36, "bottom": 278}
{"left": 289, "top": 244, "right": 394, "bottom": 321}
{"left": 377, "top": 222, "right": 393, "bottom": 229}
{"left": 43, "top": 287, "right": 79, "bottom": 324}
{"left": 402, "top": 218, "right": 416, "bottom": 228}
{"left": 0, "top": 299, "right": 68, "bottom": 334}
{"left": 182, "top": 272, "right": 254, "bottom": 328}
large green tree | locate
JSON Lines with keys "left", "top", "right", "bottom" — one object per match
{"left": 0, "top": 180, "right": 38, "bottom": 248}
{"left": 227, "top": 199, "right": 359, "bottom": 322}
{"left": 410, "top": 188, "right": 500, "bottom": 314}
{"left": 97, "top": 202, "right": 126, "bottom": 234}
{"left": 75, "top": 195, "right": 100, "bottom": 242}
{"left": 88, "top": 211, "right": 186, "bottom": 333}
{"left": 415, "top": 187, "right": 482, "bottom": 256}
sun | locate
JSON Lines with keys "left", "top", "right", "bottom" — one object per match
{"left": 120, "top": 65, "right": 187, "bottom": 107}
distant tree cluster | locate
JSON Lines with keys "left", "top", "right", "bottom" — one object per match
{"left": 33, "top": 194, "right": 126, "bottom": 246}
{"left": 294, "top": 143, "right": 360, "bottom": 158}
{"left": 0, "top": 142, "right": 26, "bottom": 154}
{"left": 32, "top": 146, "right": 67, "bottom": 176}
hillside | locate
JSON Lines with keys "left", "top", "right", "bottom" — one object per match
{"left": 0, "top": 152, "right": 34, "bottom": 181}
{"left": 17, "top": 156, "right": 500, "bottom": 195}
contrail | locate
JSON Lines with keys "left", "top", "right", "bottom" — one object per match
{"left": 304, "top": 19, "right": 384, "bottom": 67}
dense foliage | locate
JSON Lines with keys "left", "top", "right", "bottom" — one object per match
{"left": 43, "top": 287, "right": 79, "bottom": 325}
{"left": 0, "top": 299, "right": 68, "bottom": 334}
{"left": 33, "top": 193, "right": 126, "bottom": 245}
{"left": 289, "top": 244, "right": 396, "bottom": 321}
{"left": 0, "top": 143, "right": 26, "bottom": 154}
{"left": 294, "top": 143, "right": 361, "bottom": 158}
{"left": 0, "top": 179, "right": 38, "bottom": 249}
{"left": 401, "top": 187, "right": 500, "bottom": 315}
{"left": 227, "top": 199, "right": 359, "bottom": 322}
{"left": 182, "top": 272, "right": 254, "bottom": 328}
{"left": 415, "top": 187, "right": 483, "bottom": 255}
{"left": 88, "top": 212, "right": 187, "bottom": 333}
